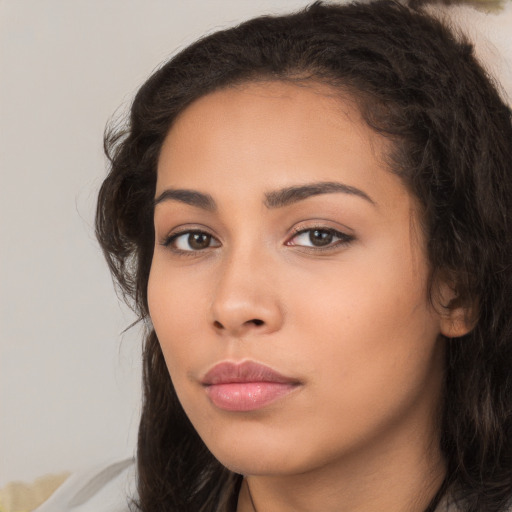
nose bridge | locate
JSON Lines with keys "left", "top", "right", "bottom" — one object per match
{"left": 210, "top": 240, "right": 282, "bottom": 336}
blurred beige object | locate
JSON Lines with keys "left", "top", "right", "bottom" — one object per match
{"left": 417, "top": 0, "right": 509, "bottom": 13}
{"left": 0, "top": 473, "right": 70, "bottom": 512}
{"left": 448, "top": 0, "right": 508, "bottom": 13}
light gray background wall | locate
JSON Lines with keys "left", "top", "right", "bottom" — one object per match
{"left": 1, "top": 0, "right": 511, "bottom": 487}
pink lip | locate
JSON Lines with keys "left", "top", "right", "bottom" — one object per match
{"left": 201, "top": 361, "right": 301, "bottom": 412}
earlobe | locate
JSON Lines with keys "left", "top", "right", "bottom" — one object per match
{"left": 436, "top": 281, "right": 477, "bottom": 338}
{"left": 439, "top": 307, "right": 475, "bottom": 338}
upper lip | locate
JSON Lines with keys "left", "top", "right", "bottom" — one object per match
{"left": 201, "top": 360, "right": 299, "bottom": 386}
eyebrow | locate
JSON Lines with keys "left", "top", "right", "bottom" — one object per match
{"left": 264, "top": 181, "right": 375, "bottom": 209}
{"left": 153, "top": 181, "right": 375, "bottom": 211}
{"left": 153, "top": 189, "right": 216, "bottom": 211}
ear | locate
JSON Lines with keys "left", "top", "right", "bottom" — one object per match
{"left": 436, "top": 281, "right": 477, "bottom": 338}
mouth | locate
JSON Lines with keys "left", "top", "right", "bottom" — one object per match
{"left": 201, "top": 360, "right": 301, "bottom": 412}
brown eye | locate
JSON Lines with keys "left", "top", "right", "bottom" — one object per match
{"left": 309, "top": 229, "right": 333, "bottom": 247}
{"left": 165, "top": 230, "right": 220, "bottom": 252}
{"left": 188, "top": 232, "right": 212, "bottom": 250}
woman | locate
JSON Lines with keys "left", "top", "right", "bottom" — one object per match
{"left": 39, "top": 1, "right": 512, "bottom": 511}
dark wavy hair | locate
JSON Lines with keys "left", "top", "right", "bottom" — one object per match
{"left": 95, "top": 1, "right": 512, "bottom": 511}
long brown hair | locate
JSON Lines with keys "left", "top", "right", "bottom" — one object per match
{"left": 96, "top": 2, "right": 512, "bottom": 510}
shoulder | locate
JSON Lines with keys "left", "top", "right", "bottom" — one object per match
{"left": 34, "top": 458, "right": 136, "bottom": 512}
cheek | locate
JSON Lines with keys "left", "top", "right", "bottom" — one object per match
{"left": 147, "top": 263, "right": 205, "bottom": 368}
{"left": 291, "top": 244, "right": 434, "bottom": 340}
{"left": 293, "top": 282, "right": 437, "bottom": 381}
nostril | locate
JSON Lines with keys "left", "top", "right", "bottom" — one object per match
{"left": 213, "top": 318, "right": 265, "bottom": 331}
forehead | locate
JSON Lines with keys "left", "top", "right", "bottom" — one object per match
{"left": 163, "top": 80, "right": 374, "bottom": 155}
{"left": 156, "top": 81, "right": 403, "bottom": 210}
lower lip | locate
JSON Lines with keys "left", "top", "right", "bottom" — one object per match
{"left": 205, "top": 382, "right": 298, "bottom": 411}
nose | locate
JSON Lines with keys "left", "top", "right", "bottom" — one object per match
{"left": 210, "top": 248, "right": 283, "bottom": 338}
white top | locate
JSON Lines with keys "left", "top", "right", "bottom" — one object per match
{"left": 34, "top": 458, "right": 136, "bottom": 512}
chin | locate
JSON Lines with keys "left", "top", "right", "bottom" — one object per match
{"left": 201, "top": 427, "right": 322, "bottom": 477}
{"left": 215, "top": 451, "right": 301, "bottom": 477}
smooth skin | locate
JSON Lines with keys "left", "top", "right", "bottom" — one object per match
{"left": 148, "top": 82, "right": 471, "bottom": 512}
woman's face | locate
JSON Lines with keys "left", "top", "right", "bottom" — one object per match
{"left": 148, "top": 81, "right": 450, "bottom": 477}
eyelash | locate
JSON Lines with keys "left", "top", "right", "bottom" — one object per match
{"left": 161, "top": 226, "right": 354, "bottom": 255}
